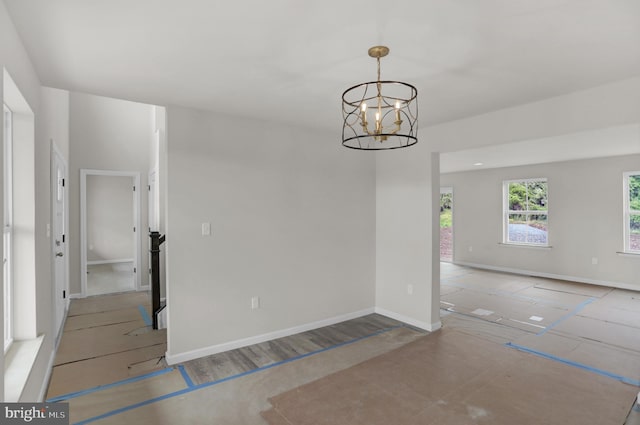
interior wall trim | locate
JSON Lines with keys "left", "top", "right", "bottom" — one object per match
{"left": 38, "top": 341, "right": 59, "bottom": 402}
{"left": 454, "top": 261, "right": 638, "bottom": 291}
{"left": 86, "top": 258, "right": 135, "bottom": 265}
{"left": 164, "top": 307, "right": 376, "bottom": 365}
{"left": 374, "top": 307, "right": 442, "bottom": 332}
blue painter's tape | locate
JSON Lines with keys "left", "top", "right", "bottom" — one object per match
{"left": 177, "top": 364, "right": 195, "bottom": 388}
{"left": 47, "top": 367, "right": 175, "bottom": 403}
{"left": 506, "top": 342, "right": 640, "bottom": 387}
{"left": 138, "top": 305, "right": 152, "bottom": 327}
{"left": 73, "top": 325, "right": 404, "bottom": 424}
{"left": 73, "top": 387, "right": 195, "bottom": 425}
{"left": 537, "top": 297, "right": 596, "bottom": 336}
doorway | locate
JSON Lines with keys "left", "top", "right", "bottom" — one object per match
{"left": 80, "top": 170, "right": 141, "bottom": 296}
{"left": 51, "top": 143, "right": 69, "bottom": 337}
{"left": 440, "top": 187, "right": 453, "bottom": 262}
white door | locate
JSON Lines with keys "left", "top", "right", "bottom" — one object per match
{"left": 52, "top": 145, "right": 68, "bottom": 337}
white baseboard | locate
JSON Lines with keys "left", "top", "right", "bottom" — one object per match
{"left": 374, "top": 307, "right": 441, "bottom": 332}
{"left": 165, "top": 307, "right": 376, "bottom": 365}
{"left": 39, "top": 305, "right": 70, "bottom": 402}
{"left": 454, "top": 261, "right": 639, "bottom": 291}
{"left": 86, "top": 258, "right": 134, "bottom": 265}
{"left": 38, "top": 345, "right": 57, "bottom": 402}
{"left": 69, "top": 288, "right": 147, "bottom": 299}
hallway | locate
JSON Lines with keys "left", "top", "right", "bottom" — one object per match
{"left": 46, "top": 292, "right": 167, "bottom": 399}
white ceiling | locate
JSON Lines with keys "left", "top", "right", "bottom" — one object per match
{"left": 440, "top": 124, "right": 640, "bottom": 173}
{"left": 4, "top": 0, "right": 640, "bottom": 166}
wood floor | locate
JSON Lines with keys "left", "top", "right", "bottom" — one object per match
{"left": 46, "top": 265, "right": 640, "bottom": 424}
{"left": 182, "top": 313, "right": 412, "bottom": 385}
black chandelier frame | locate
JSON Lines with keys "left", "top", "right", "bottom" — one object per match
{"left": 342, "top": 80, "right": 418, "bottom": 151}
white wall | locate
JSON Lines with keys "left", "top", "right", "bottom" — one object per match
{"left": 69, "top": 92, "right": 154, "bottom": 294}
{"left": 86, "top": 175, "right": 134, "bottom": 262}
{"left": 165, "top": 106, "right": 376, "bottom": 361}
{"left": 163, "top": 76, "right": 640, "bottom": 361}
{"left": 40, "top": 88, "right": 69, "bottom": 160}
{"left": 375, "top": 144, "right": 441, "bottom": 331}
{"left": 1, "top": 0, "right": 63, "bottom": 402}
{"left": 441, "top": 154, "right": 640, "bottom": 288}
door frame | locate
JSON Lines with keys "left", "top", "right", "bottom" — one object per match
{"left": 80, "top": 169, "right": 141, "bottom": 296}
{"left": 51, "top": 142, "right": 69, "bottom": 338}
{"left": 147, "top": 167, "right": 158, "bottom": 285}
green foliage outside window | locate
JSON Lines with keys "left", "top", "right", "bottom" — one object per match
{"left": 440, "top": 193, "right": 452, "bottom": 228}
{"left": 630, "top": 175, "right": 640, "bottom": 234}
{"left": 509, "top": 181, "right": 547, "bottom": 211}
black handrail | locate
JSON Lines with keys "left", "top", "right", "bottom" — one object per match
{"left": 149, "top": 231, "right": 166, "bottom": 329}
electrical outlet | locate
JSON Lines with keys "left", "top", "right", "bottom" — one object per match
{"left": 591, "top": 257, "right": 598, "bottom": 265}
{"left": 202, "top": 222, "right": 211, "bottom": 236}
{"left": 251, "top": 296, "right": 260, "bottom": 309}
{"left": 407, "top": 284, "right": 413, "bottom": 295}
{"left": 468, "top": 246, "right": 473, "bottom": 252}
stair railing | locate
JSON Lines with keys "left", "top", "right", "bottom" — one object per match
{"left": 149, "top": 231, "right": 166, "bottom": 329}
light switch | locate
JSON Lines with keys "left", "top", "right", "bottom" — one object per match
{"left": 202, "top": 222, "right": 211, "bottom": 236}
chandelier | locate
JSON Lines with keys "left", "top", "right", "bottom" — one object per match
{"left": 342, "top": 46, "right": 418, "bottom": 150}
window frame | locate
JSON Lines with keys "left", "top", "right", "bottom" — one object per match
{"left": 623, "top": 171, "right": 640, "bottom": 254}
{"left": 3, "top": 103, "right": 14, "bottom": 352}
{"left": 502, "top": 177, "right": 549, "bottom": 247}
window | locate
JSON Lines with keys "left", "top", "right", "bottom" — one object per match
{"left": 624, "top": 172, "right": 640, "bottom": 253}
{"left": 503, "top": 178, "right": 548, "bottom": 246}
{"left": 3, "top": 103, "right": 13, "bottom": 352}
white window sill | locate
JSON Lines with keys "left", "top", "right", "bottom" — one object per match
{"left": 617, "top": 251, "right": 640, "bottom": 258}
{"left": 498, "top": 243, "right": 552, "bottom": 250}
{"left": 4, "top": 335, "right": 44, "bottom": 402}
